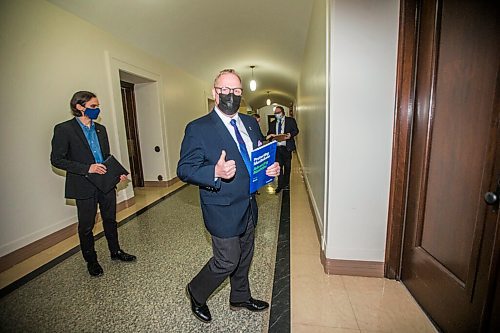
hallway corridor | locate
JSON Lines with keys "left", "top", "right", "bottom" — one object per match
{"left": 2, "top": 0, "right": 498, "bottom": 330}
{"left": 0, "top": 157, "right": 437, "bottom": 332}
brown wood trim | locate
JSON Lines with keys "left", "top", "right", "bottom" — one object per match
{"left": 116, "top": 196, "right": 135, "bottom": 211}
{"left": 481, "top": 61, "right": 500, "bottom": 333}
{"left": 0, "top": 223, "right": 77, "bottom": 272}
{"left": 144, "top": 177, "right": 179, "bottom": 188}
{"left": 0, "top": 196, "right": 136, "bottom": 273}
{"left": 384, "top": 0, "right": 419, "bottom": 279}
{"left": 321, "top": 249, "right": 384, "bottom": 278}
{"left": 143, "top": 181, "right": 168, "bottom": 187}
{"left": 166, "top": 176, "right": 180, "bottom": 187}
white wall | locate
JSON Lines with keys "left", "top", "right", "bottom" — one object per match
{"left": 296, "top": 0, "right": 328, "bottom": 238}
{"left": 135, "top": 82, "right": 168, "bottom": 181}
{"left": 326, "top": 0, "right": 399, "bottom": 261}
{"left": 0, "top": 0, "right": 211, "bottom": 256}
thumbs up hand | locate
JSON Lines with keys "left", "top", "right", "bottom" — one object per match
{"left": 215, "top": 150, "right": 236, "bottom": 179}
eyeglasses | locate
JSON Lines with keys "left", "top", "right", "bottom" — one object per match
{"left": 214, "top": 87, "right": 243, "bottom": 96}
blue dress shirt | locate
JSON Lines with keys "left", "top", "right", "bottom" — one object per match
{"left": 76, "top": 117, "right": 104, "bottom": 163}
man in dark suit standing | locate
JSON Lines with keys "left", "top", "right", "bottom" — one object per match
{"left": 177, "top": 69, "right": 280, "bottom": 323}
{"left": 266, "top": 106, "right": 299, "bottom": 193}
{"left": 51, "top": 91, "right": 136, "bottom": 277}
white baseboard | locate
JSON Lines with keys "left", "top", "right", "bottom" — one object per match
{"left": 295, "top": 151, "right": 324, "bottom": 242}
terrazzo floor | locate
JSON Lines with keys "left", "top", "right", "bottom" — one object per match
{"left": 0, "top": 185, "right": 281, "bottom": 332}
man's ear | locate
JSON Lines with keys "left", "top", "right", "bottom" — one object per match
{"left": 75, "top": 103, "right": 85, "bottom": 116}
{"left": 212, "top": 88, "right": 217, "bottom": 100}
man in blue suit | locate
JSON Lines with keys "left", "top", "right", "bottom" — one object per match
{"left": 177, "top": 69, "right": 280, "bottom": 323}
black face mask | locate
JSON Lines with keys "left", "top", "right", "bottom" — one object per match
{"left": 218, "top": 93, "right": 241, "bottom": 115}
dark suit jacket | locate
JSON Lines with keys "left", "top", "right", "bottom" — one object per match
{"left": 177, "top": 110, "right": 262, "bottom": 238}
{"left": 51, "top": 118, "right": 110, "bottom": 199}
{"left": 267, "top": 116, "right": 299, "bottom": 152}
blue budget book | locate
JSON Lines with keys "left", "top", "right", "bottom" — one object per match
{"left": 249, "top": 141, "right": 277, "bottom": 194}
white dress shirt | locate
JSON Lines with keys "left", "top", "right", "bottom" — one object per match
{"left": 214, "top": 107, "right": 254, "bottom": 155}
{"left": 275, "top": 117, "right": 286, "bottom": 147}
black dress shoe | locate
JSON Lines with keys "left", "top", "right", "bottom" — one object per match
{"left": 111, "top": 250, "right": 136, "bottom": 262}
{"left": 87, "top": 261, "right": 104, "bottom": 277}
{"left": 230, "top": 297, "right": 269, "bottom": 312}
{"left": 186, "top": 284, "right": 212, "bottom": 323}
{"left": 275, "top": 187, "right": 282, "bottom": 194}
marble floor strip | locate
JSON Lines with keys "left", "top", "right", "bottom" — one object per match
{"left": 268, "top": 190, "right": 291, "bottom": 333}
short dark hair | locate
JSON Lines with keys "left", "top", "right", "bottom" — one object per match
{"left": 70, "top": 91, "right": 96, "bottom": 117}
{"left": 252, "top": 113, "right": 261, "bottom": 119}
{"left": 275, "top": 106, "right": 285, "bottom": 114}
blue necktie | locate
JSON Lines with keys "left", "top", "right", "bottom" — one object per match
{"left": 277, "top": 119, "right": 282, "bottom": 134}
{"left": 230, "top": 119, "right": 252, "bottom": 176}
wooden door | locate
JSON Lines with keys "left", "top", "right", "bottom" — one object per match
{"left": 208, "top": 98, "right": 215, "bottom": 113}
{"left": 267, "top": 115, "right": 277, "bottom": 133}
{"left": 400, "top": 0, "right": 499, "bottom": 332}
{"left": 120, "top": 81, "right": 144, "bottom": 187}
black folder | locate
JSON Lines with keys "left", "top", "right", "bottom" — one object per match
{"left": 85, "top": 155, "right": 129, "bottom": 193}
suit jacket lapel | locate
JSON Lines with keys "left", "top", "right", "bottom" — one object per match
{"left": 240, "top": 115, "right": 259, "bottom": 149}
{"left": 95, "top": 124, "right": 109, "bottom": 157}
{"left": 71, "top": 118, "right": 93, "bottom": 157}
{"left": 209, "top": 110, "right": 242, "bottom": 160}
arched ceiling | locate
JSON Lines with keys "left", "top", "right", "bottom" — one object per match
{"left": 48, "top": 0, "right": 314, "bottom": 109}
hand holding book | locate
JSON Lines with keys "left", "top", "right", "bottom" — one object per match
{"left": 249, "top": 141, "right": 278, "bottom": 193}
{"left": 265, "top": 162, "right": 280, "bottom": 177}
{"left": 267, "top": 133, "right": 290, "bottom": 142}
{"left": 86, "top": 155, "right": 129, "bottom": 193}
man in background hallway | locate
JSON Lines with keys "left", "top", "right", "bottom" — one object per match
{"left": 51, "top": 91, "right": 136, "bottom": 277}
{"left": 266, "top": 106, "right": 299, "bottom": 193}
{"left": 252, "top": 113, "right": 266, "bottom": 142}
{"left": 177, "top": 69, "right": 280, "bottom": 323}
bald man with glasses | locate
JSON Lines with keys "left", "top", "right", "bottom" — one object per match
{"left": 177, "top": 69, "right": 280, "bottom": 323}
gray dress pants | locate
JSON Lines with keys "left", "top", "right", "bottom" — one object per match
{"left": 189, "top": 208, "right": 255, "bottom": 304}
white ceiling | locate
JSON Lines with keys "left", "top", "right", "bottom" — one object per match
{"left": 48, "top": 0, "right": 315, "bottom": 109}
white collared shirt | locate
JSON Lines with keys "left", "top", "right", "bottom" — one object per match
{"left": 214, "top": 107, "right": 254, "bottom": 156}
{"left": 276, "top": 117, "right": 286, "bottom": 146}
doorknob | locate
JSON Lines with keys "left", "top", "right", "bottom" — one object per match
{"left": 485, "top": 179, "right": 500, "bottom": 210}
{"left": 484, "top": 192, "right": 498, "bottom": 205}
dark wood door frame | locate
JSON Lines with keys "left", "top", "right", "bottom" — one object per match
{"left": 384, "top": 0, "right": 418, "bottom": 280}
{"left": 267, "top": 115, "right": 277, "bottom": 133}
{"left": 120, "top": 80, "right": 145, "bottom": 188}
